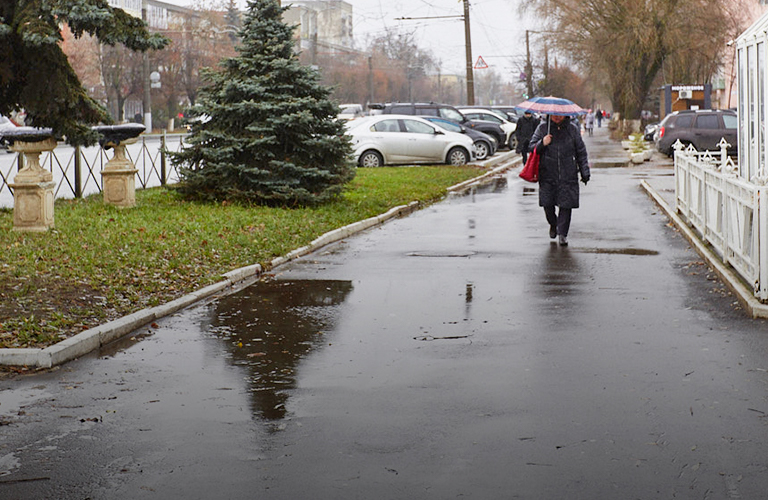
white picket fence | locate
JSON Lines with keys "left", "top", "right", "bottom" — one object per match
{"left": 674, "top": 139, "right": 768, "bottom": 301}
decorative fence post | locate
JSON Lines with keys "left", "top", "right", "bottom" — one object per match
{"left": 757, "top": 182, "right": 768, "bottom": 300}
{"left": 93, "top": 124, "right": 145, "bottom": 208}
{"left": 161, "top": 130, "right": 167, "bottom": 185}
{"left": 755, "top": 150, "right": 768, "bottom": 301}
{"left": 74, "top": 145, "right": 82, "bottom": 199}
{"left": 3, "top": 127, "right": 57, "bottom": 231}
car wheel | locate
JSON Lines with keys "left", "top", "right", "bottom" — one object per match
{"left": 359, "top": 150, "right": 383, "bottom": 167}
{"left": 474, "top": 140, "right": 490, "bottom": 160}
{"left": 508, "top": 136, "right": 518, "bottom": 151}
{"left": 447, "top": 147, "right": 469, "bottom": 166}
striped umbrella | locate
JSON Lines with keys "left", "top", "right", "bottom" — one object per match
{"left": 515, "top": 96, "right": 586, "bottom": 116}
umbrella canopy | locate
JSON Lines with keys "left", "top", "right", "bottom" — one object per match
{"left": 515, "top": 96, "right": 586, "bottom": 116}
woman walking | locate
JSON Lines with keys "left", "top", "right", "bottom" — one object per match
{"left": 529, "top": 114, "right": 590, "bottom": 246}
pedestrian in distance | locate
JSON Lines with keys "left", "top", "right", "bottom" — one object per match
{"left": 585, "top": 110, "right": 595, "bottom": 137}
{"left": 595, "top": 108, "right": 603, "bottom": 128}
{"left": 515, "top": 111, "right": 540, "bottom": 164}
{"left": 528, "top": 114, "right": 590, "bottom": 246}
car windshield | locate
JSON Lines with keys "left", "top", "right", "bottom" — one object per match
{"left": 430, "top": 120, "right": 461, "bottom": 132}
{"left": 482, "top": 109, "right": 508, "bottom": 122}
{"left": 439, "top": 108, "right": 465, "bottom": 122}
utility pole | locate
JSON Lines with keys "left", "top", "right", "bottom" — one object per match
{"left": 463, "top": 0, "right": 474, "bottom": 105}
{"left": 368, "top": 55, "right": 374, "bottom": 106}
{"left": 142, "top": 0, "right": 151, "bottom": 131}
{"left": 525, "top": 30, "right": 533, "bottom": 99}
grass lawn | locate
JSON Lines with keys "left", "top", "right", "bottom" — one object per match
{"left": 0, "top": 165, "right": 486, "bottom": 349}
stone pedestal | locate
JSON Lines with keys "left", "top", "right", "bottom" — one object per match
{"left": 94, "top": 124, "right": 145, "bottom": 208}
{"left": 102, "top": 139, "right": 139, "bottom": 207}
{"left": 9, "top": 137, "right": 57, "bottom": 232}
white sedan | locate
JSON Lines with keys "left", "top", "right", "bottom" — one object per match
{"left": 346, "top": 114, "right": 476, "bottom": 167}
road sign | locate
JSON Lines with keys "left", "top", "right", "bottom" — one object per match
{"left": 474, "top": 56, "right": 488, "bottom": 69}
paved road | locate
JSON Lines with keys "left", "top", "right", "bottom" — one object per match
{"left": 2, "top": 130, "right": 768, "bottom": 499}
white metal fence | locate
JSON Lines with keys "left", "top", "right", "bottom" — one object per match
{"left": 674, "top": 140, "right": 768, "bottom": 300}
{"left": 0, "top": 133, "right": 187, "bottom": 209}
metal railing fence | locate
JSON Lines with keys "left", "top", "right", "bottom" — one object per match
{"left": 0, "top": 132, "right": 188, "bottom": 209}
{"left": 674, "top": 140, "right": 768, "bottom": 300}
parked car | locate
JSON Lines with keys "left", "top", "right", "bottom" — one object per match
{"left": 367, "top": 102, "right": 509, "bottom": 151}
{"left": 654, "top": 109, "right": 737, "bottom": 157}
{"left": 457, "top": 108, "right": 517, "bottom": 150}
{"left": 422, "top": 116, "right": 497, "bottom": 160}
{"left": 337, "top": 103, "right": 365, "bottom": 121}
{"left": 644, "top": 122, "right": 659, "bottom": 141}
{"left": 490, "top": 106, "right": 520, "bottom": 123}
{"left": 345, "top": 114, "right": 475, "bottom": 167}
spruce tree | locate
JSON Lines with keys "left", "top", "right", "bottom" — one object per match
{"left": 0, "top": 0, "right": 168, "bottom": 146}
{"left": 170, "top": 0, "right": 355, "bottom": 206}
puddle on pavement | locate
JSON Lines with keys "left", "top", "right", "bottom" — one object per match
{"left": 465, "top": 176, "right": 508, "bottom": 194}
{"left": 0, "top": 452, "right": 21, "bottom": 477}
{"left": 573, "top": 247, "right": 659, "bottom": 256}
{"left": 407, "top": 251, "right": 478, "bottom": 258}
{"left": 208, "top": 279, "right": 353, "bottom": 420}
{"left": 0, "top": 385, "right": 51, "bottom": 419}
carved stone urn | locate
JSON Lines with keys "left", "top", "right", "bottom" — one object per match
{"left": 93, "top": 124, "right": 145, "bottom": 208}
{"left": 2, "top": 127, "right": 57, "bottom": 232}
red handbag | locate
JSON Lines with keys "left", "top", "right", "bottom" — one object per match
{"left": 519, "top": 148, "right": 540, "bottom": 183}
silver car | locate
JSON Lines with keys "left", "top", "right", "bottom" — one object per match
{"left": 346, "top": 114, "right": 476, "bottom": 167}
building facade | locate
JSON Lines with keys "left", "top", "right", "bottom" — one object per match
{"left": 283, "top": 0, "right": 356, "bottom": 58}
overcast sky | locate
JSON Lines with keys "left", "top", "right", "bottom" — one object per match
{"left": 162, "top": 0, "right": 537, "bottom": 77}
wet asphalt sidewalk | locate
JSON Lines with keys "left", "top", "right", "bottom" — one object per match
{"left": 3, "top": 125, "right": 768, "bottom": 499}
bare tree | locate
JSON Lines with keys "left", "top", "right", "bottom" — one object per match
{"left": 99, "top": 44, "right": 144, "bottom": 122}
{"left": 521, "top": 0, "right": 741, "bottom": 119}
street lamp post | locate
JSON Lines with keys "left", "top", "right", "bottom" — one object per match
{"left": 142, "top": 0, "right": 152, "bottom": 131}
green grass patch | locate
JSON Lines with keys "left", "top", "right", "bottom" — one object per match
{"left": 0, "top": 165, "right": 484, "bottom": 348}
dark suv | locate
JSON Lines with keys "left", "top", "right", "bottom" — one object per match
{"left": 368, "top": 102, "right": 510, "bottom": 149}
{"left": 655, "top": 109, "right": 737, "bottom": 156}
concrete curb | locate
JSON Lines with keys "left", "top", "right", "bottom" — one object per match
{"left": 640, "top": 179, "right": 768, "bottom": 319}
{"left": 447, "top": 154, "right": 520, "bottom": 193}
{"left": 0, "top": 156, "right": 515, "bottom": 368}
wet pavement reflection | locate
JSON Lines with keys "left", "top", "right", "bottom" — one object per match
{"left": 208, "top": 279, "right": 353, "bottom": 420}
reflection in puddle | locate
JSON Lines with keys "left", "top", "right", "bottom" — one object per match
{"left": 451, "top": 176, "right": 508, "bottom": 198}
{"left": 407, "top": 251, "right": 478, "bottom": 258}
{"left": 573, "top": 247, "right": 659, "bottom": 256}
{"left": 209, "top": 279, "right": 353, "bottom": 420}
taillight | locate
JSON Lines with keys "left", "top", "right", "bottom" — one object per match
{"left": 658, "top": 126, "right": 665, "bottom": 138}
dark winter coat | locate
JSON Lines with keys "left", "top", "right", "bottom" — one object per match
{"left": 515, "top": 114, "right": 540, "bottom": 153}
{"left": 529, "top": 117, "right": 590, "bottom": 209}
